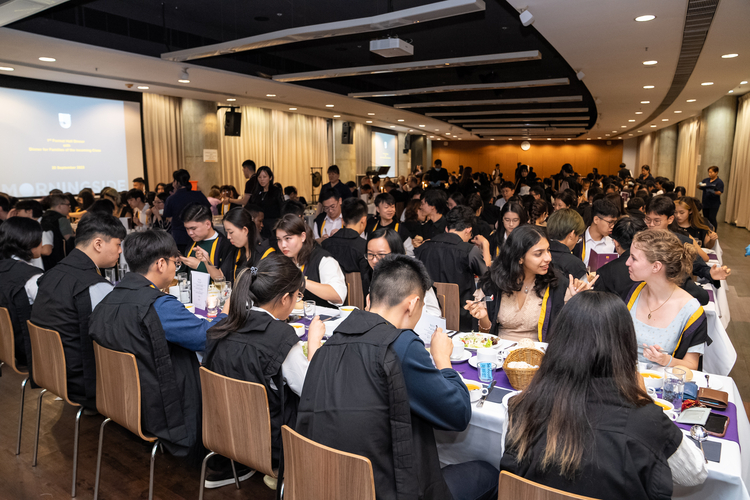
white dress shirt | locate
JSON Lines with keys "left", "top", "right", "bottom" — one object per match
{"left": 582, "top": 227, "right": 614, "bottom": 267}
{"left": 313, "top": 214, "right": 343, "bottom": 240}
{"left": 11, "top": 256, "right": 43, "bottom": 304}
{"left": 314, "top": 256, "right": 348, "bottom": 306}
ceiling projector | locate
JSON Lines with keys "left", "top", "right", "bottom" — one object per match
{"left": 370, "top": 38, "right": 414, "bottom": 58}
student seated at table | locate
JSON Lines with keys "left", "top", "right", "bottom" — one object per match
{"left": 40, "top": 193, "right": 76, "bottom": 269}
{"left": 465, "top": 225, "right": 595, "bottom": 343}
{"left": 194, "top": 208, "right": 273, "bottom": 285}
{"left": 625, "top": 230, "right": 711, "bottom": 370}
{"left": 674, "top": 196, "right": 718, "bottom": 251}
{"left": 501, "top": 291, "right": 707, "bottom": 499}
{"left": 275, "top": 214, "right": 346, "bottom": 308}
{"left": 418, "top": 189, "right": 449, "bottom": 241}
{"left": 321, "top": 197, "right": 371, "bottom": 297}
{"left": 546, "top": 208, "right": 587, "bottom": 281}
{"left": 178, "top": 203, "right": 233, "bottom": 281}
{"left": 488, "top": 202, "right": 527, "bottom": 259}
{"left": 365, "top": 192, "right": 401, "bottom": 238}
{"left": 0, "top": 217, "right": 44, "bottom": 367}
{"left": 203, "top": 254, "right": 325, "bottom": 489}
{"left": 296, "top": 254, "right": 499, "bottom": 500}
{"left": 366, "top": 228, "right": 442, "bottom": 318}
{"left": 30, "top": 212, "right": 126, "bottom": 409}
{"left": 125, "top": 188, "right": 150, "bottom": 229}
{"left": 216, "top": 185, "right": 241, "bottom": 216}
{"left": 89, "top": 229, "right": 227, "bottom": 459}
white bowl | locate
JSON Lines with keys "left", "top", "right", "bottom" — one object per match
{"left": 640, "top": 369, "right": 664, "bottom": 390}
{"left": 339, "top": 306, "right": 358, "bottom": 318}
{"left": 289, "top": 323, "right": 306, "bottom": 337}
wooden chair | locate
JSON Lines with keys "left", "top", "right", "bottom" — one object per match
{"left": 0, "top": 307, "right": 30, "bottom": 456}
{"left": 281, "top": 425, "right": 376, "bottom": 500}
{"left": 27, "top": 320, "right": 85, "bottom": 497}
{"left": 198, "top": 367, "right": 280, "bottom": 500}
{"left": 92, "top": 342, "right": 159, "bottom": 500}
{"left": 345, "top": 272, "right": 365, "bottom": 309}
{"left": 497, "top": 471, "right": 600, "bottom": 500}
{"left": 434, "top": 282, "right": 460, "bottom": 331}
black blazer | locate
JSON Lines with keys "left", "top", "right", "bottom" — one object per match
{"left": 549, "top": 240, "right": 587, "bottom": 280}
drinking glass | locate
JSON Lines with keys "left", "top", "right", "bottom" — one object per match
{"left": 220, "top": 282, "right": 232, "bottom": 308}
{"left": 104, "top": 268, "right": 116, "bottom": 284}
{"left": 206, "top": 285, "right": 220, "bottom": 318}
{"left": 478, "top": 361, "right": 495, "bottom": 385}
{"left": 178, "top": 276, "right": 191, "bottom": 304}
{"left": 304, "top": 300, "right": 316, "bottom": 321}
{"left": 663, "top": 367, "right": 686, "bottom": 414}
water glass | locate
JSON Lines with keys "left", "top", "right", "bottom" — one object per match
{"left": 478, "top": 361, "right": 496, "bottom": 385}
{"left": 220, "top": 282, "right": 232, "bottom": 307}
{"left": 663, "top": 367, "right": 686, "bottom": 414}
{"left": 178, "top": 276, "right": 191, "bottom": 304}
{"left": 206, "top": 285, "right": 220, "bottom": 318}
{"left": 304, "top": 300, "right": 316, "bottom": 321}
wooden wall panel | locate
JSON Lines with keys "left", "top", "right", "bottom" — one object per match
{"left": 431, "top": 140, "right": 624, "bottom": 179}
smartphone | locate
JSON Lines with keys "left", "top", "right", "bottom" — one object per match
{"left": 705, "top": 413, "right": 730, "bottom": 438}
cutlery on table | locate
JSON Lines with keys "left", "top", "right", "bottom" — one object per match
{"left": 477, "top": 380, "right": 496, "bottom": 408}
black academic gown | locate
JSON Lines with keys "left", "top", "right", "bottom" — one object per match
{"left": 321, "top": 228, "right": 371, "bottom": 297}
{"left": 549, "top": 240, "right": 587, "bottom": 280}
{"left": 0, "top": 259, "right": 41, "bottom": 369}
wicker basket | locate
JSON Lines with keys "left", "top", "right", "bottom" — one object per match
{"left": 504, "top": 348, "right": 545, "bottom": 390}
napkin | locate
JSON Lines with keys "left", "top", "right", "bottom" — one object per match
{"left": 688, "top": 437, "right": 721, "bottom": 463}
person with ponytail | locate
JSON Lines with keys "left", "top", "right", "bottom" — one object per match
{"left": 203, "top": 253, "right": 325, "bottom": 488}
{"left": 625, "top": 229, "right": 710, "bottom": 370}
{"left": 196, "top": 207, "right": 274, "bottom": 284}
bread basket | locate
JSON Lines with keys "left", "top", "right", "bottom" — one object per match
{"left": 504, "top": 347, "right": 544, "bottom": 390}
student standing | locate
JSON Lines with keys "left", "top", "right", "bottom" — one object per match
{"left": 698, "top": 166, "right": 723, "bottom": 230}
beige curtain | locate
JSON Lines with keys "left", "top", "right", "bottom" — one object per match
{"left": 675, "top": 116, "right": 701, "bottom": 196}
{"left": 354, "top": 122, "right": 372, "bottom": 175}
{"left": 142, "top": 93, "right": 184, "bottom": 186}
{"left": 725, "top": 93, "right": 750, "bottom": 227}
{"left": 636, "top": 133, "right": 655, "bottom": 171}
{"left": 217, "top": 106, "right": 274, "bottom": 191}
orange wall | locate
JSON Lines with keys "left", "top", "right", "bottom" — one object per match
{"left": 430, "top": 140, "right": 624, "bottom": 180}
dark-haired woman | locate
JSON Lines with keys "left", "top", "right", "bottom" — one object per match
{"left": 203, "top": 254, "right": 325, "bottom": 486}
{"left": 249, "top": 166, "right": 284, "bottom": 239}
{"left": 275, "top": 214, "right": 346, "bottom": 307}
{"left": 0, "top": 217, "right": 44, "bottom": 366}
{"left": 488, "top": 202, "right": 527, "bottom": 259}
{"left": 196, "top": 207, "right": 274, "bottom": 284}
{"left": 466, "top": 225, "right": 595, "bottom": 342}
{"left": 674, "top": 197, "right": 717, "bottom": 250}
{"left": 501, "top": 291, "right": 707, "bottom": 499}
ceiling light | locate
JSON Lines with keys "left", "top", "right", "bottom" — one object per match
{"left": 368, "top": 113, "right": 375, "bottom": 115}
{"left": 435, "top": 129, "right": 439, "bottom": 131}
{"left": 289, "top": 107, "right": 297, "bottom": 110}
{"left": 643, "top": 60, "right": 658, "bottom": 65}
{"left": 662, "top": 118, "right": 669, "bottom": 121}
{"left": 266, "top": 94, "right": 276, "bottom": 97}
{"left": 701, "top": 82, "right": 713, "bottom": 86}
{"left": 509, "top": 138, "right": 512, "bottom": 140}
{"left": 741, "top": 81, "right": 748, "bottom": 85}
{"left": 651, "top": 125, "right": 657, "bottom": 127}
{"left": 674, "top": 110, "right": 682, "bottom": 113}
{"left": 390, "top": 125, "right": 396, "bottom": 128}
{"left": 635, "top": 15, "right": 656, "bottom": 22}
{"left": 621, "top": 126, "right": 627, "bottom": 128}
{"left": 547, "top": 138, "right": 551, "bottom": 140}
{"left": 0, "top": 66, "right": 14, "bottom": 71}
{"left": 728, "top": 90, "right": 734, "bottom": 93}
{"left": 721, "top": 54, "right": 739, "bottom": 59}
{"left": 137, "top": 86, "right": 149, "bottom": 90}
{"left": 366, "top": 120, "right": 372, "bottom": 123}
{"left": 641, "top": 101, "right": 650, "bottom": 104}
{"left": 408, "top": 129, "right": 413, "bottom": 131}
{"left": 325, "top": 104, "right": 334, "bottom": 107}
{"left": 178, "top": 68, "right": 190, "bottom": 83}
{"left": 635, "top": 112, "right": 643, "bottom": 115}
{"left": 686, "top": 99, "right": 696, "bottom": 102}
{"left": 629, "top": 119, "right": 636, "bottom": 122}
{"left": 38, "top": 57, "right": 56, "bottom": 62}
{"left": 445, "top": 133, "right": 451, "bottom": 135}
{"left": 587, "top": 138, "right": 591, "bottom": 140}
{"left": 637, "top": 130, "right": 643, "bottom": 132}
{"left": 430, "top": 136, "right": 434, "bottom": 138}
{"left": 629, "top": 134, "right": 633, "bottom": 136}
{"left": 597, "top": 137, "right": 602, "bottom": 139}
{"left": 397, "top": 119, "right": 404, "bottom": 122}
{"left": 419, "top": 124, "right": 425, "bottom": 127}
{"left": 458, "top": 138, "right": 462, "bottom": 140}
{"left": 643, "top": 85, "right": 655, "bottom": 89}
{"left": 612, "top": 130, "right": 617, "bottom": 133}
{"left": 605, "top": 134, "right": 610, "bottom": 136}
{"left": 490, "top": 138, "right": 495, "bottom": 141}
{"left": 333, "top": 115, "right": 341, "bottom": 118}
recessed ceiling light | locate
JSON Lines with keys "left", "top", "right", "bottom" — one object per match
{"left": 446, "top": 133, "right": 451, "bottom": 135}
{"left": 38, "top": 57, "right": 56, "bottom": 62}
{"left": 605, "top": 134, "right": 610, "bottom": 136}
{"left": 367, "top": 113, "right": 375, "bottom": 116}
{"left": 637, "top": 130, "right": 643, "bottom": 132}
{"left": 226, "top": 98, "right": 236, "bottom": 101}
{"left": 137, "top": 86, "right": 149, "bottom": 90}
{"left": 635, "top": 15, "right": 656, "bottom": 22}
{"left": 641, "top": 101, "right": 650, "bottom": 104}
{"left": 419, "top": 125, "right": 425, "bottom": 127}
{"left": 662, "top": 118, "right": 669, "bottom": 121}
{"left": 458, "top": 138, "right": 462, "bottom": 140}
{"left": 643, "top": 60, "right": 658, "bottom": 65}
{"left": 178, "top": 79, "right": 190, "bottom": 84}
{"left": 629, "top": 119, "right": 636, "bottom": 122}
{"left": 390, "top": 125, "right": 396, "bottom": 128}
{"left": 408, "top": 129, "right": 413, "bottom": 132}
{"left": 366, "top": 120, "right": 372, "bottom": 123}
{"left": 721, "top": 54, "right": 739, "bottom": 59}
{"left": 612, "top": 130, "right": 617, "bottom": 133}
{"left": 674, "top": 110, "right": 682, "bottom": 113}
{"left": 629, "top": 134, "right": 633, "bottom": 136}
{"left": 621, "top": 125, "right": 627, "bottom": 128}
{"left": 333, "top": 115, "right": 341, "bottom": 118}
{"left": 597, "top": 137, "right": 602, "bottom": 139}
{"left": 741, "top": 81, "right": 748, "bottom": 85}
{"left": 266, "top": 94, "right": 277, "bottom": 97}
{"left": 635, "top": 111, "right": 643, "bottom": 115}
{"left": 435, "top": 129, "right": 439, "bottom": 131}
{"left": 587, "top": 138, "right": 591, "bottom": 140}
{"left": 643, "top": 85, "right": 655, "bottom": 89}
{"left": 651, "top": 125, "right": 657, "bottom": 127}
{"left": 547, "top": 138, "right": 551, "bottom": 140}
{"left": 701, "top": 82, "right": 713, "bottom": 86}
{"left": 289, "top": 107, "right": 297, "bottom": 110}
{"left": 728, "top": 90, "right": 734, "bottom": 93}
{"left": 686, "top": 99, "right": 697, "bottom": 102}
{"left": 430, "top": 136, "right": 434, "bottom": 138}
{"left": 490, "top": 138, "right": 495, "bottom": 141}
{"left": 397, "top": 119, "right": 404, "bottom": 122}
{"left": 508, "top": 138, "right": 512, "bottom": 141}
{"left": 0, "top": 66, "right": 14, "bottom": 71}
{"left": 325, "top": 104, "right": 334, "bottom": 107}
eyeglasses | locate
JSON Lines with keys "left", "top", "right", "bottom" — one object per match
{"left": 322, "top": 203, "right": 339, "bottom": 213}
{"left": 366, "top": 252, "right": 391, "bottom": 262}
{"left": 599, "top": 218, "right": 617, "bottom": 228}
{"left": 644, "top": 217, "right": 663, "bottom": 226}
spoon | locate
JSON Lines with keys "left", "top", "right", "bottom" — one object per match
{"left": 690, "top": 425, "right": 709, "bottom": 463}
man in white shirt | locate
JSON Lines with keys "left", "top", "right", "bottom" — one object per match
{"left": 577, "top": 199, "right": 619, "bottom": 267}
{"left": 126, "top": 189, "right": 151, "bottom": 229}
{"left": 494, "top": 182, "right": 515, "bottom": 210}
{"left": 313, "top": 188, "right": 343, "bottom": 243}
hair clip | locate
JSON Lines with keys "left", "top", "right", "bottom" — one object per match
{"left": 250, "top": 266, "right": 258, "bottom": 276}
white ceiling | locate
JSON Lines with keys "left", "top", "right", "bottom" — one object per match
{"left": 1, "top": 0, "right": 749, "bottom": 141}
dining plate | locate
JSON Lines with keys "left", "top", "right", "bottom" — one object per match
{"left": 468, "top": 356, "right": 503, "bottom": 370}
{"left": 455, "top": 332, "right": 502, "bottom": 350}
{"left": 450, "top": 351, "right": 472, "bottom": 363}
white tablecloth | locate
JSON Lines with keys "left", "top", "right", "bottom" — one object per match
{"left": 706, "top": 257, "right": 731, "bottom": 329}
{"left": 702, "top": 293, "right": 737, "bottom": 375}
{"left": 436, "top": 370, "right": 750, "bottom": 500}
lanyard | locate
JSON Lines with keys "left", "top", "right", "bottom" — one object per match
{"left": 188, "top": 237, "right": 219, "bottom": 264}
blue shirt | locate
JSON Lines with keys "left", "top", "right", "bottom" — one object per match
{"left": 391, "top": 330, "right": 471, "bottom": 431}
{"left": 153, "top": 294, "right": 226, "bottom": 352}
{"left": 163, "top": 187, "right": 211, "bottom": 245}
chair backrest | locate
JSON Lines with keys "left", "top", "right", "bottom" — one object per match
{"left": 0, "top": 307, "right": 25, "bottom": 374}
{"left": 434, "top": 282, "right": 460, "bottom": 331}
{"left": 199, "top": 367, "right": 275, "bottom": 477}
{"left": 281, "top": 425, "right": 376, "bottom": 500}
{"left": 497, "top": 471, "right": 600, "bottom": 500}
{"left": 93, "top": 342, "right": 155, "bottom": 442}
{"left": 345, "top": 272, "right": 364, "bottom": 309}
{"left": 27, "top": 320, "right": 75, "bottom": 405}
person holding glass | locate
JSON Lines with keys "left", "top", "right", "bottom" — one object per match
{"left": 366, "top": 228, "right": 442, "bottom": 318}
{"left": 488, "top": 202, "right": 527, "bottom": 259}
{"left": 501, "top": 291, "right": 707, "bottom": 499}
{"left": 625, "top": 229, "right": 709, "bottom": 370}
{"left": 465, "top": 225, "right": 595, "bottom": 342}
{"left": 275, "top": 214, "right": 347, "bottom": 308}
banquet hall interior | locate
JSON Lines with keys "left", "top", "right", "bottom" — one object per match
{"left": 1, "top": 0, "right": 750, "bottom": 498}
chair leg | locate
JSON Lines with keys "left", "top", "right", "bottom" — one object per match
{"left": 93, "top": 418, "right": 112, "bottom": 500}
{"left": 230, "top": 460, "right": 241, "bottom": 489}
{"left": 32, "top": 389, "right": 47, "bottom": 467}
{"left": 198, "top": 451, "right": 216, "bottom": 500}
{"left": 71, "top": 407, "right": 83, "bottom": 497}
{"left": 148, "top": 440, "right": 159, "bottom": 500}
{"left": 16, "top": 375, "right": 29, "bottom": 455}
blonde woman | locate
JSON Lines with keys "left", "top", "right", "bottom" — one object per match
{"left": 101, "top": 187, "right": 122, "bottom": 217}
{"left": 625, "top": 229, "right": 709, "bottom": 370}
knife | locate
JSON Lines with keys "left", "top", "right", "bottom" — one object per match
{"left": 477, "top": 380, "right": 496, "bottom": 407}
